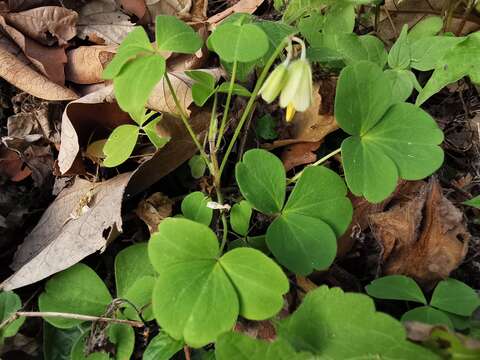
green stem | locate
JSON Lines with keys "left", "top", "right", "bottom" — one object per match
{"left": 219, "top": 39, "right": 288, "bottom": 177}
{"left": 208, "top": 93, "right": 219, "bottom": 150}
{"left": 164, "top": 73, "right": 211, "bottom": 171}
{"left": 288, "top": 148, "right": 341, "bottom": 183}
{"left": 216, "top": 60, "right": 238, "bottom": 149}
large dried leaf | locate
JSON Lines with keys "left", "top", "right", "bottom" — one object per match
{"left": 207, "top": 0, "right": 264, "bottom": 25}
{"left": 120, "top": 0, "right": 147, "bottom": 20}
{"left": 0, "top": 15, "right": 67, "bottom": 84}
{"left": 77, "top": 0, "right": 135, "bottom": 45}
{"left": 368, "top": 179, "right": 470, "bottom": 287}
{"left": 65, "top": 45, "right": 116, "bottom": 84}
{"left": 146, "top": 0, "right": 192, "bottom": 18}
{"left": 0, "top": 174, "right": 129, "bottom": 290}
{"left": 0, "top": 33, "right": 77, "bottom": 100}
{"left": 5, "top": 6, "right": 78, "bottom": 46}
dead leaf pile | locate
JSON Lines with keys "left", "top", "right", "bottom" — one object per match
{"left": 368, "top": 178, "right": 470, "bottom": 288}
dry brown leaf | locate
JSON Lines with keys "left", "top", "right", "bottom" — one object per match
{"left": 146, "top": 0, "right": 192, "bottom": 19}
{"left": 0, "top": 147, "right": 32, "bottom": 181}
{"left": 207, "top": 0, "right": 264, "bottom": 25}
{"left": 119, "top": 0, "right": 147, "bottom": 20}
{"left": 65, "top": 45, "right": 116, "bottom": 84}
{"left": 266, "top": 81, "right": 339, "bottom": 149}
{"left": 0, "top": 15, "right": 68, "bottom": 85}
{"left": 1, "top": 174, "right": 129, "bottom": 291}
{"left": 0, "top": 33, "right": 77, "bottom": 100}
{"left": 77, "top": 0, "right": 135, "bottom": 45}
{"left": 135, "top": 192, "right": 173, "bottom": 233}
{"left": 5, "top": 6, "right": 78, "bottom": 46}
{"left": 281, "top": 141, "right": 320, "bottom": 172}
{"left": 368, "top": 178, "right": 470, "bottom": 287}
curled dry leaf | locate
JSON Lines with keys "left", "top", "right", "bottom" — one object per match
{"left": 207, "top": 0, "right": 264, "bottom": 25}
{"left": 0, "top": 33, "right": 77, "bottom": 100}
{"left": 135, "top": 192, "right": 173, "bottom": 233}
{"left": 5, "top": 6, "right": 78, "bottom": 46}
{"left": 146, "top": 0, "right": 192, "bottom": 19}
{"left": 0, "top": 15, "right": 67, "bottom": 85}
{"left": 368, "top": 178, "right": 470, "bottom": 288}
{"left": 120, "top": 0, "right": 147, "bottom": 20}
{"left": 266, "top": 82, "right": 339, "bottom": 149}
{"left": 281, "top": 141, "right": 320, "bottom": 172}
{"left": 0, "top": 174, "right": 129, "bottom": 291}
{"left": 77, "top": 0, "right": 135, "bottom": 45}
{"left": 65, "top": 45, "right": 116, "bottom": 84}
{"left": 0, "top": 147, "right": 32, "bottom": 181}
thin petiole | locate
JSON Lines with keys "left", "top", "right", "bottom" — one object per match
{"left": 288, "top": 148, "right": 342, "bottom": 183}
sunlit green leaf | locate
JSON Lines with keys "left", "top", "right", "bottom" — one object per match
{"left": 401, "top": 306, "right": 454, "bottom": 328}
{"left": 230, "top": 200, "right": 252, "bottom": 236}
{"left": 365, "top": 275, "right": 427, "bottom": 304}
{"left": 143, "top": 331, "right": 184, "bottom": 360}
{"left": 409, "top": 36, "right": 463, "bottom": 71}
{"left": 155, "top": 15, "right": 202, "bottom": 54}
{"left": 143, "top": 117, "right": 170, "bottom": 149}
{"left": 430, "top": 278, "right": 480, "bottom": 316}
{"left": 0, "top": 291, "right": 24, "bottom": 342}
{"left": 103, "top": 124, "right": 140, "bottom": 168}
{"left": 181, "top": 191, "right": 213, "bottom": 226}
{"left": 407, "top": 16, "right": 443, "bottom": 42}
{"left": 388, "top": 25, "right": 410, "bottom": 70}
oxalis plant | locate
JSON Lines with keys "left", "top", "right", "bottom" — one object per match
{"left": 2, "top": 2, "right": 480, "bottom": 359}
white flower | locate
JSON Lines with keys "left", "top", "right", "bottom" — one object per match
{"left": 258, "top": 63, "right": 288, "bottom": 103}
{"left": 279, "top": 58, "right": 313, "bottom": 120}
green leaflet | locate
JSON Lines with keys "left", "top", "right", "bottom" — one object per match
{"left": 335, "top": 61, "right": 444, "bottom": 202}
{"left": 38, "top": 263, "right": 112, "bottom": 329}
{"left": 155, "top": 15, "right": 202, "bottom": 54}
{"left": 209, "top": 22, "right": 269, "bottom": 63}
{"left": 103, "top": 124, "right": 140, "bottom": 168}
{"left": 0, "top": 291, "right": 25, "bottom": 343}
{"left": 143, "top": 331, "right": 184, "bottom": 360}
{"left": 464, "top": 195, "right": 480, "bottom": 209}
{"left": 430, "top": 278, "right": 480, "bottom": 317}
{"left": 148, "top": 218, "right": 289, "bottom": 347}
{"left": 416, "top": 32, "right": 480, "bottom": 105}
{"left": 181, "top": 191, "right": 213, "bottom": 226}
{"left": 401, "top": 306, "right": 454, "bottom": 328}
{"left": 365, "top": 275, "right": 427, "bottom": 304}
{"left": 230, "top": 200, "right": 252, "bottom": 236}
{"left": 236, "top": 149, "right": 352, "bottom": 275}
{"left": 279, "top": 286, "right": 439, "bottom": 359}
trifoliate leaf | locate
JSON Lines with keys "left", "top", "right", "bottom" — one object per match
{"left": 103, "top": 124, "right": 140, "bottom": 168}
{"left": 267, "top": 166, "right": 352, "bottom": 275}
{"left": 401, "top": 306, "right": 454, "bottom": 328}
{"left": 0, "top": 291, "right": 24, "bottom": 342}
{"left": 215, "top": 332, "right": 311, "bottom": 360}
{"left": 115, "top": 244, "right": 156, "bottom": 320}
{"left": 417, "top": 33, "right": 480, "bottom": 105}
{"left": 323, "top": 1, "right": 355, "bottom": 34}
{"left": 148, "top": 218, "right": 288, "bottom": 347}
{"left": 186, "top": 70, "right": 216, "bottom": 106}
{"left": 181, "top": 191, "right": 213, "bottom": 226}
{"left": 388, "top": 25, "right": 410, "bottom": 70}
{"left": 155, "top": 15, "right": 202, "bottom": 54}
{"left": 409, "top": 36, "right": 463, "bottom": 72}
{"left": 113, "top": 54, "right": 166, "bottom": 115}
{"left": 365, "top": 275, "right": 427, "bottom": 304}
{"left": 230, "top": 200, "right": 252, "bottom": 236}
{"left": 279, "top": 286, "right": 439, "bottom": 359}
{"left": 385, "top": 69, "right": 415, "bottom": 102}
{"left": 143, "top": 331, "right": 184, "bottom": 360}
{"left": 38, "top": 264, "right": 112, "bottom": 328}
{"left": 236, "top": 149, "right": 286, "bottom": 215}
{"left": 430, "top": 278, "right": 480, "bottom": 317}
{"left": 103, "top": 27, "right": 154, "bottom": 79}
{"left": 209, "top": 23, "right": 269, "bottom": 63}
{"left": 336, "top": 61, "right": 444, "bottom": 202}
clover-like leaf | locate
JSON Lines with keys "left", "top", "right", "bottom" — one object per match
{"left": 216, "top": 332, "right": 310, "bottom": 360}
{"left": 385, "top": 69, "right": 415, "bottom": 102}
{"left": 336, "top": 61, "right": 444, "bottom": 202}
{"left": 155, "top": 15, "right": 202, "bottom": 54}
{"left": 365, "top": 275, "right": 427, "bottom": 304}
{"left": 401, "top": 306, "right": 454, "bottom": 328}
{"left": 143, "top": 331, "right": 184, "bottom": 360}
{"left": 209, "top": 22, "right": 269, "bottom": 63}
{"left": 181, "top": 191, "right": 213, "bottom": 226}
{"left": 267, "top": 166, "right": 352, "bottom": 275}
{"left": 388, "top": 25, "right": 410, "bottom": 70}
{"left": 0, "top": 291, "right": 25, "bottom": 343}
{"left": 407, "top": 16, "right": 443, "bottom": 42}
{"left": 409, "top": 36, "right": 463, "bottom": 72}
{"left": 186, "top": 70, "right": 216, "bottom": 106}
{"left": 236, "top": 149, "right": 286, "bottom": 214}
{"left": 115, "top": 244, "right": 156, "bottom": 320}
{"left": 103, "top": 27, "right": 154, "bottom": 79}
{"left": 148, "top": 218, "right": 288, "bottom": 347}
{"left": 230, "top": 200, "right": 252, "bottom": 236}
{"left": 416, "top": 33, "right": 480, "bottom": 105}
{"left": 430, "top": 278, "right": 480, "bottom": 317}
{"left": 103, "top": 124, "right": 140, "bottom": 168}
{"left": 113, "top": 54, "right": 166, "bottom": 116}
{"left": 278, "top": 286, "right": 438, "bottom": 359}
{"left": 38, "top": 263, "right": 112, "bottom": 328}
{"left": 143, "top": 117, "right": 170, "bottom": 149}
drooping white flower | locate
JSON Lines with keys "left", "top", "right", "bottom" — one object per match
{"left": 279, "top": 58, "right": 313, "bottom": 115}
{"left": 258, "top": 63, "right": 288, "bottom": 103}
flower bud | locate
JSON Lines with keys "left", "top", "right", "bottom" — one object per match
{"left": 259, "top": 63, "right": 288, "bottom": 103}
{"left": 279, "top": 59, "right": 313, "bottom": 112}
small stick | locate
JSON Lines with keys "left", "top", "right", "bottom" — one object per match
{"left": 0, "top": 311, "right": 144, "bottom": 330}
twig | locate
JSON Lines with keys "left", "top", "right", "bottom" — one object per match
{"left": 0, "top": 311, "right": 144, "bottom": 330}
